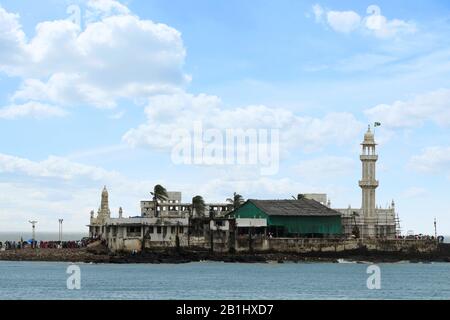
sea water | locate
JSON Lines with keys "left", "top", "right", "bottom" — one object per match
{"left": 0, "top": 261, "right": 448, "bottom": 300}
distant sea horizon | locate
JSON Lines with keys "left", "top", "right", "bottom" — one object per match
{"left": 0, "top": 232, "right": 88, "bottom": 242}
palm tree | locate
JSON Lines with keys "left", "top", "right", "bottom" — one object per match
{"left": 227, "top": 192, "right": 244, "bottom": 211}
{"left": 151, "top": 184, "right": 169, "bottom": 217}
{"left": 192, "top": 195, "right": 206, "bottom": 217}
{"left": 141, "top": 184, "right": 169, "bottom": 253}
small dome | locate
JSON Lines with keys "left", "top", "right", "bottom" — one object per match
{"left": 364, "top": 126, "right": 374, "bottom": 139}
{"left": 362, "top": 125, "right": 376, "bottom": 144}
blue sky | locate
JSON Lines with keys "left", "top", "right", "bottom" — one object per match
{"left": 0, "top": 0, "right": 450, "bottom": 235}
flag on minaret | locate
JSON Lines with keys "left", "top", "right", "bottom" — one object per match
{"left": 374, "top": 122, "right": 381, "bottom": 127}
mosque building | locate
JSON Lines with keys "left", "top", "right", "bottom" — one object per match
{"left": 88, "top": 126, "right": 399, "bottom": 253}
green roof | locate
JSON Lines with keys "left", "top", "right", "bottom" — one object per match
{"left": 247, "top": 199, "right": 341, "bottom": 217}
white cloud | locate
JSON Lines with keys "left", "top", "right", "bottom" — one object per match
{"left": 365, "top": 88, "right": 450, "bottom": 129}
{"left": 194, "top": 177, "right": 313, "bottom": 200}
{"left": 0, "top": 3, "right": 189, "bottom": 110}
{"left": 401, "top": 187, "right": 428, "bottom": 199}
{"left": 408, "top": 146, "right": 450, "bottom": 177}
{"left": 0, "top": 152, "right": 164, "bottom": 200}
{"left": 312, "top": 4, "right": 324, "bottom": 23}
{"left": 65, "top": 144, "right": 128, "bottom": 161}
{"left": 109, "top": 110, "right": 126, "bottom": 120}
{"left": 0, "top": 101, "right": 67, "bottom": 119}
{"left": 312, "top": 4, "right": 416, "bottom": 39}
{"left": 295, "top": 156, "right": 356, "bottom": 181}
{"left": 0, "top": 152, "right": 154, "bottom": 231}
{"left": 0, "top": 153, "right": 121, "bottom": 181}
{"left": 364, "top": 5, "right": 416, "bottom": 39}
{"left": 12, "top": 74, "right": 118, "bottom": 109}
{"left": 122, "top": 92, "right": 364, "bottom": 153}
{"left": 0, "top": 6, "right": 27, "bottom": 70}
{"left": 326, "top": 10, "right": 361, "bottom": 33}
{"left": 86, "top": 0, "right": 130, "bottom": 19}
{"left": 335, "top": 53, "right": 397, "bottom": 72}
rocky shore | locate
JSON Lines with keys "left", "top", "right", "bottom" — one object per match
{"left": 1, "top": 245, "right": 450, "bottom": 264}
{"left": 0, "top": 248, "right": 110, "bottom": 263}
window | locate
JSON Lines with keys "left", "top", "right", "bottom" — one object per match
{"left": 178, "top": 226, "right": 184, "bottom": 233}
{"left": 149, "top": 226, "right": 154, "bottom": 234}
{"left": 157, "top": 226, "right": 162, "bottom": 234}
{"left": 171, "top": 226, "right": 176, "bottom": 233}
{"left": 216, "top": 221, "right": 225, "bottom": 227}
{"left": 127, "top": 226, "right": 141, "bottom": 235}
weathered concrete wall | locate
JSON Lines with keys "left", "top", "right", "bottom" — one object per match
{"left": 363, "top": 239, "right": 438, "bottom": 253}
{"left": 235, "top": 236, "right": 268, "bottom": 252}
{"left": 123, "top": 239, "right": 141, "bottom": 252}
{"left": 184, "top": 235, "right": 230, "bottom": 253}
{"left": 235, "top": 238, "right": 438, "bottom": 254}
{"left": 110, "top": 233, "right": 439, "bottom": 254}
{"left": 188, "top": 236, "right": 207, "bottom": 248}
{"left": 111, "top": 235, "right": 191, "bottom": 253}
{"left": 144, "top": 234, "right": 190, "bottom": 249}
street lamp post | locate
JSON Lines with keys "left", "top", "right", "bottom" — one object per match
{"left": 29, "top": 220, "right": 38, "bottom": 248}
{"left": 434, "top": 218, "right": 437, "bottom": 240}
{"left": 58, "top": 219, "right": 64, "bottom": 243}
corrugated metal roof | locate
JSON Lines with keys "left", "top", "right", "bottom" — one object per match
{"left": 248, "top": 199, "right": 341, "bottom": 217}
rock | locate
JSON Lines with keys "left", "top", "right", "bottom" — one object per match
{"left": 86, "top": 241, "right": 109, "bottom": 255}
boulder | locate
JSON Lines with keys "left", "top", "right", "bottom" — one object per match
{"left": 86, "top": 241, "right": 109, "bottom": 255}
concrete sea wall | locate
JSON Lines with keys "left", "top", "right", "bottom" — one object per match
{"left": 112, "top": 233, "right": 439, "bottom": 256}
{"left": 234, "top": 237, "right": 438, "bottom": 254}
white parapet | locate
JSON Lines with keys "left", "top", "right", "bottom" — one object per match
{"left": 236, "top": 218, "right": 267, "bottom": 228}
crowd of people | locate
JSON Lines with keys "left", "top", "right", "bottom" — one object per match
{"left": 397, "top": 234, "right": 445, "bottom": 242}
{"left": 0, "top": 238, "right": 94, "bottom": 251}
{"left": 37, "top": 240, "right": 88, "bottom": 249}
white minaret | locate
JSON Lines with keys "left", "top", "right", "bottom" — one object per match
{"left": 97, "top": 186, "right": 111, "bottom": 221}
{"left": 359, "top": 126, "right": 379, "bottom": 237}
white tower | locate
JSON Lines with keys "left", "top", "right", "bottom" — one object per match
{"left": 97, "top": 186, "right": 111, "bottom": 221}
{"left": 359, "top": 126, "right": 379, "bottom": 237}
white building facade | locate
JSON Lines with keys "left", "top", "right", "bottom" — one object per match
{"left": 140, "top": 192, "right": 231, "bottom": 218}
{"left": 88, "top": 187, "right": 232, "bottom": 252}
